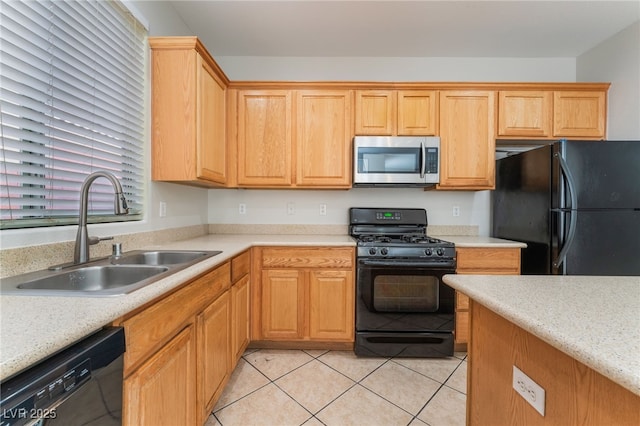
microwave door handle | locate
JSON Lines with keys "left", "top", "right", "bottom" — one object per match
{"left": 420, "top": 142, "right": 426, "bottom": 178}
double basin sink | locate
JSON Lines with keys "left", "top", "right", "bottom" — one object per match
{"left": 0, "top": 250, "right": 222, "bottom": 297}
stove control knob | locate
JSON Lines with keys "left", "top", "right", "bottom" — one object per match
{"left": 425, "top": 248, "right": 433, "bottom": 256}
{"left": 380, "top": 248, "right": 389, "bottom": 256}
{"left": 436, "top": 248, "right": 445, "bottom": 256}
{"left": 369, "top": 248, "right": 377, "bottom": 255}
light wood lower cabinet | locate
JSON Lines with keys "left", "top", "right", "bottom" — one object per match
{"left": 197, "top": 291, "right": 230, "bottom": 423}
{"left": 253, "top": 247, "right": 355, "bottom": 344}
{"left": 454, "top": 247, "right": 521, "bottom": 350}
{"left": 124, "top": 325, "right": 196, "bottom": 426}
{"left": 231, "top": 251, "right": 251, "bottom": 365}
{"left": 119, "top": 262, "right": 232, "bottom": 426}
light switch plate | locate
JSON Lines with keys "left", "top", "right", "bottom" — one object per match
{"left": 513, "top": 365, "right": 545, "bottom": 416}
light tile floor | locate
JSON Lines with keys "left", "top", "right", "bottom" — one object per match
{"left": 206, "top": 349, "right": 467, "bottom": 426}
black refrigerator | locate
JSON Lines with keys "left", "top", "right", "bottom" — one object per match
{"left": 492, "top": 140, "right": 640, "bottom": 276}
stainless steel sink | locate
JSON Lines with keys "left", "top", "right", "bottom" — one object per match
{"left": 0, "top": 250, "right": 222, "bottom": 297}
{"left": 17, "top": 265, "right": 169, "bottom": 293}
{"left": 112, "top": 250, "right": 216, "bottom": 266}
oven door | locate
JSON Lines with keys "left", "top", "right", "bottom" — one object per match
{"left": 356, "top": 259, "right": 455, "bottom": 333}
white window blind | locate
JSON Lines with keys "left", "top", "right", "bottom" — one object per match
{"left": 0, "top": 0, "right": 145, "bottom": 229}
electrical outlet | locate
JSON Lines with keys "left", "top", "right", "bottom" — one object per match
{"left": 452, "top": 206, "right": 460, "bottom": 217}
{"left": 319, "top": 203, "right": 327, "bottom": 216}
{"left": 287, "top": 202, "right": 295, "bottom": 215}
{"left": 513, "top": 365, "right": 545, "bottom": 416}
{"left": 238, "top": 203, "right": 246, "bottom": 215}
{"left": 159, "top": 201, "right": 167, "bottom": 217}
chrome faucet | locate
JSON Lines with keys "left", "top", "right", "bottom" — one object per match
{"left": 74, "top": 171, "right": 129, "bottom": 264}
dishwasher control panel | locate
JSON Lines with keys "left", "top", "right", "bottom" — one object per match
{"left": 1, "top": 359, "right": 92, "bottom": 425}
{"left": 1, "top": 327, "right": 124, "bottom": 426}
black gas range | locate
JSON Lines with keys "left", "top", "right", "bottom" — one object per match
{"left": 349, "top": 208, "right": 456, "bottom": 358}
{"left": 350, "top": 208, "right": 456, "bottom": 266}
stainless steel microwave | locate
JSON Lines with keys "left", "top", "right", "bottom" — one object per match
{"left": 353, "top": 136, "right": 440, "bottom": 186}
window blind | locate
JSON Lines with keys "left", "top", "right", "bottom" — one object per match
{"left": 0, "top": 0, "right": 145, "bottom": 229}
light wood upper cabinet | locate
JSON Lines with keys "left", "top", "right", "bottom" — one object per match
{"left": 438, "top": 90, "right": 496, "bottom": 189}
{"left": 237, "top": 90, "right": 293, "bottom": 186}
{"left": 498, "top": 91, "right": 552, "bottom": 137}
{"left": 355, "top": 90, "right": 437, "bottom": 136}
{"left": 235, "top": 89, "right": 352, "bottom": 188}
{"left": 150, "top": 37, "right": 229, "bottom": 187}
{"left": 553, "top": 90, "right": 606, "bottom": 138}
{"left": 296, "top": 91, "right": 353, "bottom": 187}
{"left": 397, "top": 90, "right": 438, "bottom": 135}
{"left": 498, "top": 89, "right": 607, "bottom": 139}
{"left": 355, "top": 90, "right": 396, "bottom": 135}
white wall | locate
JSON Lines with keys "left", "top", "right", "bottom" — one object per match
{"left": 577, "top": 21, "right": 640, "bottom": 139}
{"left": 216, "top": 56, "right": 576, "bottom": 82}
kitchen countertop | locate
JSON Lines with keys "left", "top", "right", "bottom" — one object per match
{"left": 442, "top": 274, "right": 640, "bottom": 396}
{"left": 0, "top": 233, "right": 519, "bottom": 381}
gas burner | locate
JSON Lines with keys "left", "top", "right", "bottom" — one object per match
{"left": 359, "top": 235, "right": 392, "bottom": 243}
{"left": 401, "top": 235, "right": 445, "bottom": 244}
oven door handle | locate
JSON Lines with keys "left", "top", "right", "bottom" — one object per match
{"left": 359, "top": 259, "right": 456, "bottom": 269}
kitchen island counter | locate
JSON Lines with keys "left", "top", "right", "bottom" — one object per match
{"left": 443, "top": 274, "right": 640, "bottom": 397}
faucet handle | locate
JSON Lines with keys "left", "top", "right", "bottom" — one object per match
{"left": 88, "top": 236, "right": 114, "bottom": 246}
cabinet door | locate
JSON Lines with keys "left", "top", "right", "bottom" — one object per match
{"left": 198, "top": 291, "right": 230, "bottom": 422}
{"left": 296, "top": 90, "right": 353, "bottom": 187}
{"left": 354, "top": 90, "right": 395, "bottom": 135}
{"left": 237, "top": 90, "right": 293, "bottom": 186}
{"left": 232, "top": 275, "right": 250, "bottom": 364}
{"left": 553, "top": 91, "right": 606, "bottom": 138}
{"left": 454, "top": 247, "right": 521, "bottom": 347}
{"left": 309, "top": 270, "right": 354, "bottom": 341}
{"left": 439, "top": 91, "right": 496, "bottom": 189}
{"left": 261, "top": 269, "right": 305, "bottom": 339}
{"left": 197, "top": 56, "right": 226, "bottom": 183}
{"left": 498, "top": 91, "right": 551, "bottom": 137}
{"left": 397, "top": 90, "right": 438, "bottom": 135}
{"left": 124, "top": 325, "right": 196, "bottom": 426}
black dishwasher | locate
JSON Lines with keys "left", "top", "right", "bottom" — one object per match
{"left": 1, "top": 327, "right": 125, "bottom": 426}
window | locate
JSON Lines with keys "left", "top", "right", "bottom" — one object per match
{"left": 0, "top": 0, "right": 146, "bottom": 229}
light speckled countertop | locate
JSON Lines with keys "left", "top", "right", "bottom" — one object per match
{"left": 442, "top": 274, "right": 640, "bottom": 396}
{"left": 0, "top": 233, "right": 520, "bottom": 381}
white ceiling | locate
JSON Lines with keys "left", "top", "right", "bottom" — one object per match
{"left": 168, "top": 0, "right": 640, "bottom": 58}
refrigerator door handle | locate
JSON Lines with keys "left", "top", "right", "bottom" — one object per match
{"left": 552, "top": 209, "right": 577, "bottom": 269}
{"left": 552, "top": 151, "right": 579, "bottom": 270}
{"left": 555, "top": 151, "right": 578, "bottom": 210}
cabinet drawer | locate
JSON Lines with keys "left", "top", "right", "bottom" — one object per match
{"left": 231, "top": 250, "right": 250, "bottom": 282}
{"left": 456, "top": 248, "right": 520, "bottom": 273}
{"left": 122, "top": 262, "right": 230, "bottom": 374}
{"left": 262, "top": 247, "right": 354, "bottom": 269}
